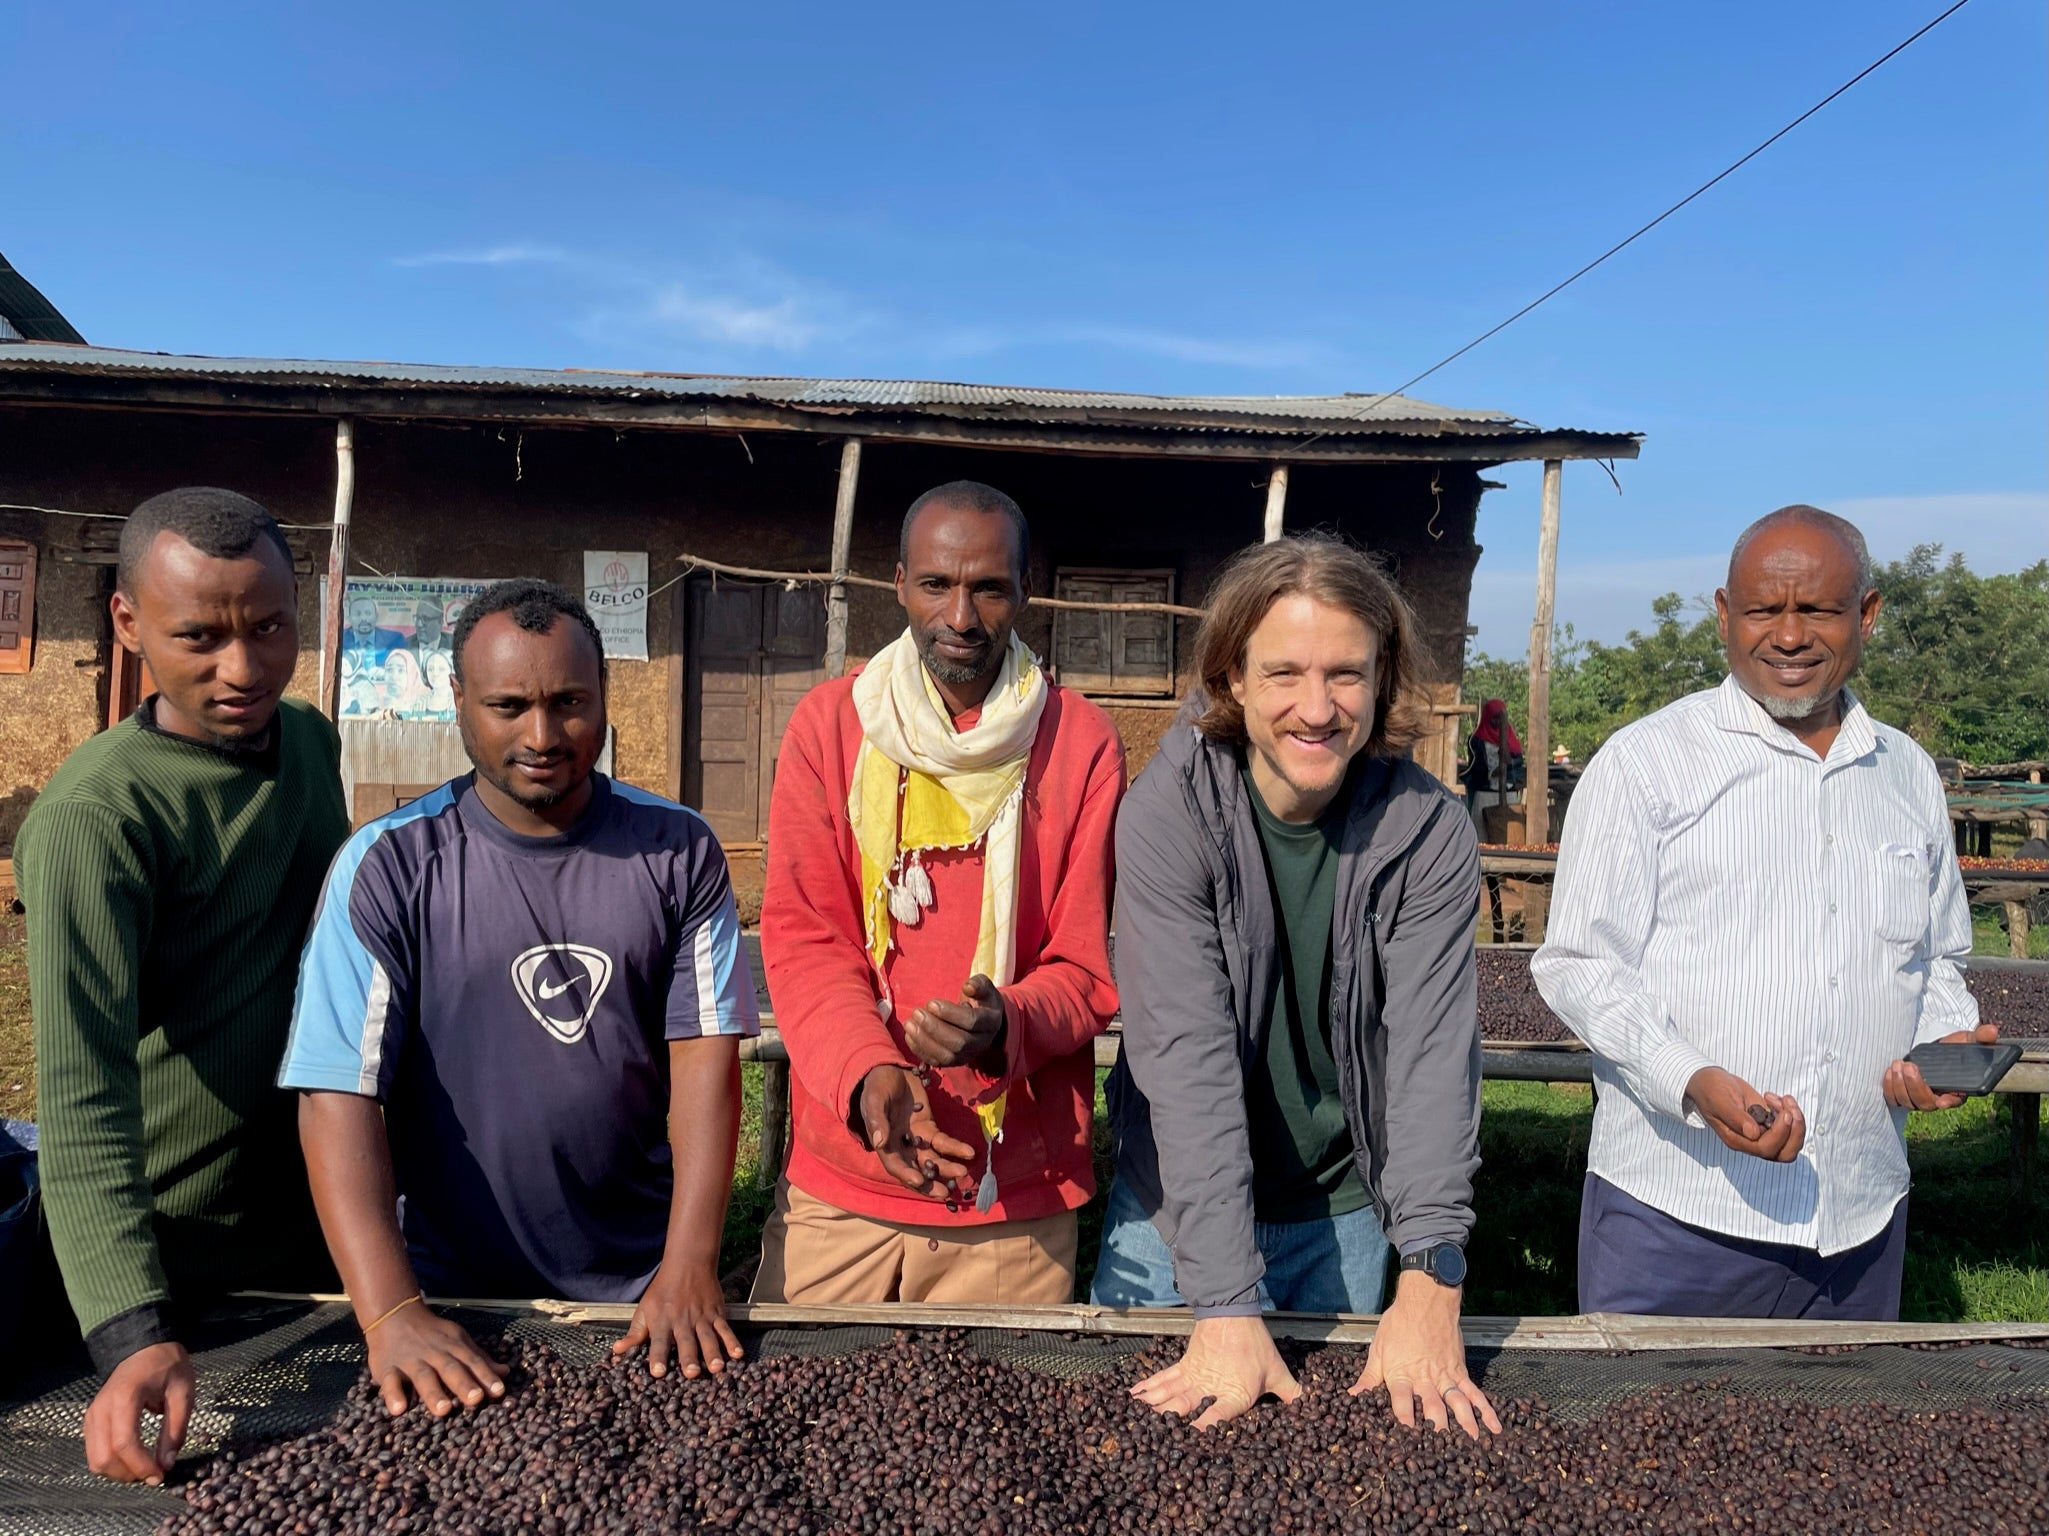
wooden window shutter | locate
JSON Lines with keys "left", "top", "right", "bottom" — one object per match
{"left": 1051, "top": 568, "right": 1175, "bottom": 697}
{"left": 0, "top": 540, "right": 35, "bottom": 675}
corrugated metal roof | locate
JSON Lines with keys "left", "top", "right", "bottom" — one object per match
{"left": 0, "top": 343, "right": 1639, "bottom": 449}
{"left": 0, "top": 343, "right": 1505, "bottom": 418}
{"left": 0, "top": 258, "right": 87, "bottom": 345}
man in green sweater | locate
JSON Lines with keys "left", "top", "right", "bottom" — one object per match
{"left": 16, "top": 487, "right": 348, "bottom": 1484}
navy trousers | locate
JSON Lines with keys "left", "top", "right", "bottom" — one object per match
{"left": 1577, "top": 1174, "right": 1908, "bottom": 1320}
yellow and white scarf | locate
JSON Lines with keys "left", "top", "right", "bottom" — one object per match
{"left": 849, "top": 626, "right": 1047, "bottom": 988}
{"left": 850, "top": 627, "right": 1046, "bottom": 1208}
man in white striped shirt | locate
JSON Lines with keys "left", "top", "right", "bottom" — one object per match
{"left": 1533, "top": 507, "right": 1995, "bottom": 1320}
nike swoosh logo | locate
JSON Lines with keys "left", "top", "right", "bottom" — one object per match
{"left": 537, "top": 976, "right": 578, "bottom": 1001}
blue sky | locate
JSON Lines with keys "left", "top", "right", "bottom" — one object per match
{"left": 5, "top": 0, "right": 2043, "bottom": 652}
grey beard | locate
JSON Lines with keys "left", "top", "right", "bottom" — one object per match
{"left": 918, "top": 637, "right": 999, "bottom": 686}
{"left": 1756, "top": 686, "right": 1839, "bottom": 721}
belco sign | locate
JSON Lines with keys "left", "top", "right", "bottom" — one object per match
{"left": 582, "top": 550, "right": 650, "bottom": 660}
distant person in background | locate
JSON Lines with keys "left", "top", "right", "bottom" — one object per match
{"left": 1533, "top": 505, "right": 1995, "bottom": 1321}
{"left": 16, "top": 488, "right": 347, "bottom": 1483}
{"left": 1458, "top": 698, "right": 1524, "bottom": 839}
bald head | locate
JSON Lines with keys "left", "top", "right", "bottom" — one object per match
{"left": 1727, "top": 505, "right": 1874, "bottom": 599}
{"left": 1715, "top": 504, "right": 1882, "bottom": 739}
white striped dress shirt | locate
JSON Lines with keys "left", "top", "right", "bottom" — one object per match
{"left": 1531, "top": 676, "right": 1978, "bottom": 1254}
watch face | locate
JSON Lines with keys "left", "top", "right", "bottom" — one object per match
{"left": 1434, "top": 1246, "right": 1468, "bottom": 1287}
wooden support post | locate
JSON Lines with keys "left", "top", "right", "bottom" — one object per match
{"left": 666, "top": 572, "right": 688, "bottom": 802}
{"left": 823, "top": 437, "right": 863, "bottom": 680}
{"left": 758, "top": 1059, "right": 792, "bottom": 1188}
{"left": 1523, "top": 460, "right": 1562, "bottom": 938}
{"left": 2011, "top": 1092, "right": 2040, "bottom": 1202}
{"left": 318, "top": 419, "right": 356, "bottom": 718}
{"left": 2029, "top": 769, "right": 2048, "bottom": 845}
{"left": 1262, "top": 465, "right": 1290, "bottom": 542}
{"left": 2010, "top": 900, "right": 2033, "bottom": 960}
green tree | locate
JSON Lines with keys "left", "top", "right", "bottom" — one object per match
{"left": 1463, "top": 595, "right": 1722, "bottom": 761}
{"left": 1461, "top": 548, "right": 2049, "bottom": 767}
{"left": 1857, "top": 548, "right": 2049, "bottom": 763}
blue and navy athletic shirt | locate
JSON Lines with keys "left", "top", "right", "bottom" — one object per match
{"left": 279, "top": 772, "right": 759, "bottom": 1302}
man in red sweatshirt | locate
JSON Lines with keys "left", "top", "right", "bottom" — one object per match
{"left": 753, "top": 480, "right": 1124, "bottom": 1304}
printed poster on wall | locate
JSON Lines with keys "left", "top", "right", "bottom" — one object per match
{"left": 584, "top": 550, "right": 649, "bottom": 661}
{"left": 337, "top": 576, "right": 491, "bottom": 721}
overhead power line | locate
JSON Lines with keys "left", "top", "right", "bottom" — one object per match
{"left": 1316, "top": 0, "right": 1975, "bottom": 442}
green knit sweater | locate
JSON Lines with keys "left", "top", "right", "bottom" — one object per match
{"left": 17, "top": 697, "right": 349, "bottom": 1370}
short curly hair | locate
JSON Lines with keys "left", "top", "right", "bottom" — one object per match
{"left": 117, "top": 487, "right": 292, "bottom": 596}
{"left": 1192, "top": 533, "right": 1429, "bottom": 757}
{"left": 450, "top": 578, "right": 606, "bottom": 688}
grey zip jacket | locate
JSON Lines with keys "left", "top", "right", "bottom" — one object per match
{"left": 1105, "top": 715, "right": 1483, "bottom": 1317}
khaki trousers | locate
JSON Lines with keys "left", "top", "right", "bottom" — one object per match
{"left": 750, "top": 1179, "right": 1078, "bottom": 1305}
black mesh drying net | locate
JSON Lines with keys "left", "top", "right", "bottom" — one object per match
{"left": 4, "top": 1301, "right": 2048, "bottom": 1536}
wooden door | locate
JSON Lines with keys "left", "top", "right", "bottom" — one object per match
{"left": 107, "top": 645, "right": 156, "bottom": 727}
{"left": 684, "top": 580, "right": 826, "bottom": 845}
{"left": 0, "top": 540, "right": 34, "bottom": 675}
{"left": 686, "top": 584, "right": 766, "bottom": 846}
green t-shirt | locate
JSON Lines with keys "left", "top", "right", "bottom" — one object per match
{"left": 1241, "top": 757, "right": 1369, "bottom": 1223}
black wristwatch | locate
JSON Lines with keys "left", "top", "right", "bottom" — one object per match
{"left": 1399, "top": 1243, "right": 1468, "bottom": 1288}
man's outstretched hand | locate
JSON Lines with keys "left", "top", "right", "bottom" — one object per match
{"left": 614, "top": 1260, "right": 743, "bottom": 1379}
{"left": 365, "top": 1301, "right": 507, "bottom": 1419}
{"left": 856, "top": 1064, "right": 977, "bottom": 1198}
{"left": 903, "top": 975, "right": 1007, "bottom": 1073}
{"left": 1350, "top": 1272, "right": 1501, "bottom": 1440}
{"left": 84, "top": 1341, "right": 193, "bottom": 1484}
{"left": 1131, "top": 1314, "right": 1302, "bottom": 1430}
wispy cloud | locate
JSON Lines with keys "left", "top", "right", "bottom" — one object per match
{"left": 391, "top": 240, "right": 1336, "bottom": 373}
{"left": 395, "top": 242, "right": 862, "bottom": 357}
{"left": 391, "top": 243, "right": 568, "bottom": 269}
{"left": 1827, "top": 492, "right": 2046, "bottom": 569}
{"left": 603, "top": 283, "right": 839, "bottom": 353}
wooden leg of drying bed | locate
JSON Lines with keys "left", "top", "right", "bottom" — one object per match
{"left": 760, "top": 1059, "right": 791, "bottom": 1187}
{"left": 2008, "top": 900, "right": 2032, "bottom": 960}
{"left": 2011, "top": 1092, "right": 2041, "bottom": 1203}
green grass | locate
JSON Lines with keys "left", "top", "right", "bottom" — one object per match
{"left": 1972, "top": 904, "right": 2049, "bottom": 959}
{"left": 1898, "top": 1094, "right": 2049, "bottom": 1321}
{"left": 716, "top": 1074, "right": 2048, "bottom": 1322}
{"left": 1465, "top": 1081, "right": 1594, "bottom": 1316}
{"left": 1467, "top": 1081, "right": 2049, "bottom": 1323}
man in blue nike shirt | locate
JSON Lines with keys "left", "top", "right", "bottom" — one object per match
{"left": 282, "top": 579, "right": 759, "bottom": 1417}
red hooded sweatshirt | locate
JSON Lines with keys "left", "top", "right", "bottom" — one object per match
{"left": 760, "top": 672, "right": 1124, "bottom": 1225}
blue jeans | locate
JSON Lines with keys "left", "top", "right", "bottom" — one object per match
{"left": 1089, "top": 1175, "right": 1389, "bottom": 1313}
